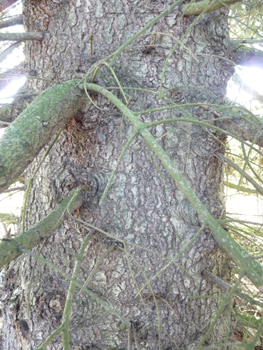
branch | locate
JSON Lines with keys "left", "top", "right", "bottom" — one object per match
{"left": 183, "top": 0, "right": 241, "bottom": 16}
{"left": 0, "top": 79, "right": 84, "bottom": 192}
{"left": 204, "top": 270, "right": 263, "bottom": 331}
{"left": 0, "top": 187, "right": 83, "bottom": 269}
{"left": 224, "top": 181, "right": 257, "bottom": 194}
{"left": 235, "top": 312, "right": 263, "bottom": 330}
{"left": 0, "top": 32, "right": 44, "bottom": 41}
{"left": 0, "top": 14, "right": 23, "bottom": 29}
{"left": 84, "top": 83, "right": 263, "bottom": 290}
{"left": 203, "top": 269, "right": 263, "bottom": 309}
{"left": 217, "top": 153, "right": 263, "bottom": 196}
{"left": 231, "top": 38, "right": 263, "bottom": 44}
{"left": 4, "top": 185, "right": 26, "bottom": 193}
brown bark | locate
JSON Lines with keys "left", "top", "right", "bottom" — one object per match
{"left": 1, "top": 1, "right": 235, "bottom": 350}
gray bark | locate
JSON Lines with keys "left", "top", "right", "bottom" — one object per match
{"left": 1, "top": 1, "right": 235, "bottom": 350}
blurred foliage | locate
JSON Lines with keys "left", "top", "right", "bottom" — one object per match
{"left": 229, "top": 0, "right": 263, "bottom": 44}
{"left": 0, "top": 212, "right": 18, "bottom": 225}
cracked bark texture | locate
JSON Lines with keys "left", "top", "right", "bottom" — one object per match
{"left": 1, "top": 1, "right": 235, "bottom": 349}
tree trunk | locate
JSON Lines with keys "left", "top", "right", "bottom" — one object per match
{"left": 1, "top": 1, "right": 235, "bottom": 349}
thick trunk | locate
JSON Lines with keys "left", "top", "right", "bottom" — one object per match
{"left": 1, "top": 1, "right": 235, "bottom": 349}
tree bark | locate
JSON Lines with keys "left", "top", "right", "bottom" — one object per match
{"left": 1, "top": 1, "right": 239, "bottom": 349}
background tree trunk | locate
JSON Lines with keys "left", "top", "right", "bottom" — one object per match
{"left": 1, "top": 1, "right": 235, "bottom": 349}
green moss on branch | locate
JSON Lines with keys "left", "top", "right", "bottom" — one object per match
{"left": 0, "top": 79, "right": 83, "bottom": 193}
{"left": 84, "top": 82, "right": 263, "bottom": 291}
{"left": 0, "top": 187, "right": 83, "bottom": 269}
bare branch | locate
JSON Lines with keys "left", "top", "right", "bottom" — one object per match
{"left": 0, "top": 14, "right": 23, "bottom": 28}
{"left": 203, "top": 269, "right": 263, "bottom": 309}
{"left": 0, "top": 32, "right": 44, "bottom": 41}
{"left": 85, "top": 82, "right": 263, "bottom": 290}
{"left": 4, "top": 185, "right": 26, "bottom": 193}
